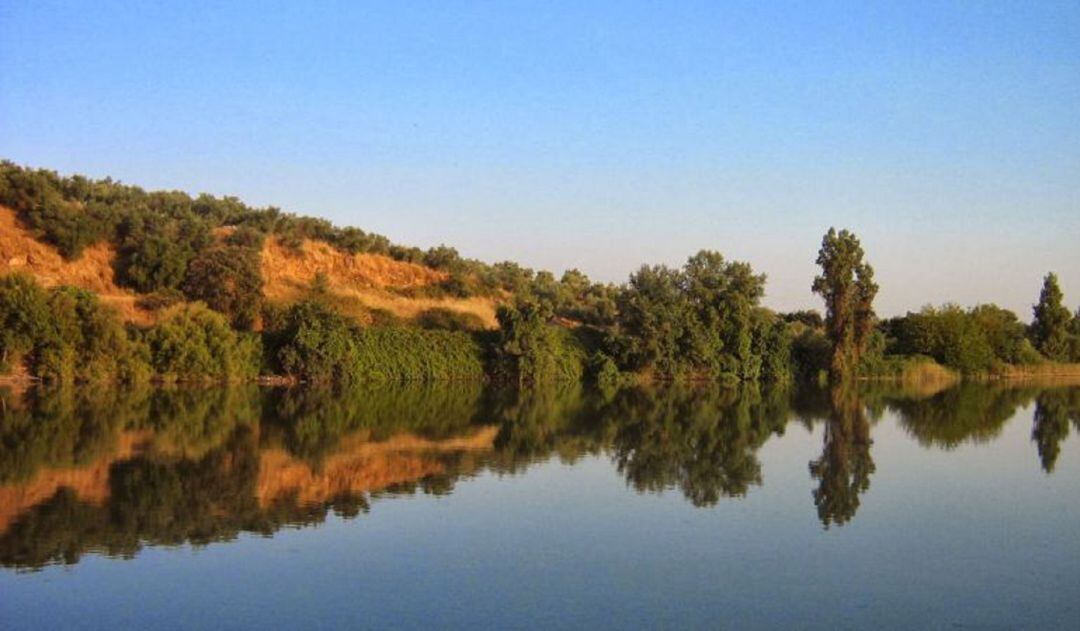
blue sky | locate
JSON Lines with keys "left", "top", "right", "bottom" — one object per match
{"left": 2, "top": 1, "right": 1078, "bottom": 317}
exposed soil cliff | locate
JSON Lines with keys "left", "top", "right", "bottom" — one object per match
{"left": 1, "top": 206, "right": 499, "bottom": 328}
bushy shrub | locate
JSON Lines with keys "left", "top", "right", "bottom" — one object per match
{"left": 0, "top": 274, "right": 148, "bottom": 382}
{"left": 416, "top": 307, "right": 486, "bottom": 332}
{"left": 182, "top": 245, "right": 264, "bottom": 329}
{"left": 496, "top": 302, "right": 588, "bottom": 384}
{"left": 606, "top": 251, "right": 776, "bottom": 381}
{"left": 115, "top": 215, "right": 212, "bottom": 293}
{"left": 135, "top": 288, "right": 186, "bottom": 312}
{"left": 223, "top": 225, "right": 266, "bottom": 249}
{"left": 142, "top": 303, "right": 261, "bottom": 381}
{"left": 969, "top": 304, "right": 1032, "bottom": 364}
{"left": 888, "top": 304, "right": 1026, "bottom": 373}
{"left": 0, "top": 273, "right": 52, "bottom": 372}
{"left": 790, "top": 326, "right": 831, "bottom": 383}
{"left": 269, "top": 301, "right": 360, "bottom": 383}
{"left": 266, "top": 301, "right": 486, "bottom": 383}
{"left": 753, "top": 314, "right": 793, "bottom": 383}
{"left": 40, "top": 287, "right": 150, "bottom": 383}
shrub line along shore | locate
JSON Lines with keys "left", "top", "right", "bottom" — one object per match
{"left": 3, "top": 162, "right": 1080, "bottom": 388}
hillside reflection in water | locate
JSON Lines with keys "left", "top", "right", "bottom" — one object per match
{"left": 2, "top": 380, "right": 1077, "bottom": 571}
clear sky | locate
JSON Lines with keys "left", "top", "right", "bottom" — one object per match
{"left": 1, "top": 1, "right": 1077, "bottom": 317}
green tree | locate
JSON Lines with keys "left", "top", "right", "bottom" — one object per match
{"left": 969, "top": 304, "right": 1032, "bottom": 364}
{"left": 182, "top": 245, "right": 264, "bottom": 329}
{"left": 812, "top": 228, "right": 878, "bottom": 381}
{"left": 681, "top": 251, "right": 766, "bottom": 379}
{"left": 612, "top": 264, "right": 689, "bottom": 377}
{"left": 1070, "top": 309, "right": 1080, "bottom": 361}
{"left": 1031, "top": 273, "right": 1071, "bottom": 361}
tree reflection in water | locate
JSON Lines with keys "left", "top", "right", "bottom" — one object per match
{"left": 808, "top": 385, "right": 875, "bottom": 528}
{"left": 1032, "top": 388, "right": 1080, "bottom": 473}
{"left": 605, "top": 385, "right": 789, "bottom": 506}
{"left": 0, "top": 381, "right": 1077, "bottom": 568}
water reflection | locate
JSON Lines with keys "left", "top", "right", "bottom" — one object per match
{"left": 885, "top": 383, "right": 1039, "bottom": 449}
{"left": 1, "top": 380, "right": 1077, "bottom": 569}
{"left": 606, "top": 386, "right": 789, "bottom": 506}
{"left": 809, "top": 386, "right": 874, "bottom": 528}
{"left": 1032, "top": 388, "right": 1080, "bottom": 473}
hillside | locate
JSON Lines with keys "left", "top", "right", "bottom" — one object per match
{"left": 0, "top": 206, "right": 150, "bottom": 323}
{"left": 1, "top": 206, "right": 499, "bottom": 328}
{"left": 257, "top": 231, "right": 499, "bottom": 327}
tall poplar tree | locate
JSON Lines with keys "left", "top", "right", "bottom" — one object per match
{"left": 812, "top": 228, "right": 878, "bottom": 382}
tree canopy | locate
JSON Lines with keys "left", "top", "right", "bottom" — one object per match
{"left": 812, "top": 228, "right": 878, "bottom": 382}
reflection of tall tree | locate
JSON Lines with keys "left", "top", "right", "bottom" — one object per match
{"left": 809, "top": 386, "right": 874, "bottom": 528}
{"left": 1032, "top": 388, "right": 1080, "bottom": 473}
{"left": 607, "top": 385, "right": 789, "bottom": 507}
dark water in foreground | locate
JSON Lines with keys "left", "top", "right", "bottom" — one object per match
{"left": 0, "top": 381, "right": 1078, "bottom": 629}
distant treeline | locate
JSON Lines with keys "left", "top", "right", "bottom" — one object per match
{"left": 2, "top": 161, "right": 1080, "bottom": 385}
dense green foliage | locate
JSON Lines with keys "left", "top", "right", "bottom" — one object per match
{"left": 812, "top": 228, "right": 878, "bottom": 382}
{"left": 0, "top": 274, "right": 148, "bottom": 383}
{"left": 269, "top": 301, "right": 362, "bottom": 383}
{"left": 884, "top": 304, "right": 1040, "bottom": 373}
{"left": 495, "top": 301, "right": 589, "bottom": 384}
{"left": 182, "top": 245, "right": 264, "bottom": 329}
{"left": 351, "top": 327, "right": 486, "bottom": 382}
{"left": 267, "top": 301, "right": 486, "bottom": 383}
{"left": 604, "top": 251, "right": 789, "bottom": 382}
{"left": 0, "top": 273, "right": 52, "bottom": 373}
{"left": 142, "top": 304, "right": 262, "bottom": 381}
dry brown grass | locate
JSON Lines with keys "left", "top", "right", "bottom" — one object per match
{"left": 897, "top": 360, "right": 960, "bottom": 386}
{"left": 1, "top": 208, "right": 500, "bottom": 329}
{"left": 0, "top": 430, "right": 152, "bottom": 535}
{"left": 0, "top": 206, "right": 154, "bottom": 325}
{"left": 254, "top": 426, "right": 498, "bottom": 506}
{"left": 983, "top": 362, "right": 1080, "bottom": 385}
{"left": 260, "top": 235, "right": 500, "bottom": 328}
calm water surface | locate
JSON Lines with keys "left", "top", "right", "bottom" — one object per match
{"left": 1, "top": 382, "right": 1078, "bottom": 629}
